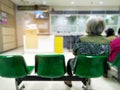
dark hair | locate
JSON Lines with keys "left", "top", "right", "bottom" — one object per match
{"left": 118, "top": 28, "right": 120, "bottom": 35}
{"left": 105, "top": 28, "right": 115, "bottom": 37}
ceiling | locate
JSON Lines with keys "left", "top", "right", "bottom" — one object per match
{"left": 10, "top": 0, "right": 120, "bottom": 7}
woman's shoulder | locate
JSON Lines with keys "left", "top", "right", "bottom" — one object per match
{"left": 80, "top": 35, "right": 110, "bottom": 44}
{"left": 107, "top": 36, "right": 116, "bottom": 41}
{"left": 111, "top": 37, "right": 120, "bottom": 43}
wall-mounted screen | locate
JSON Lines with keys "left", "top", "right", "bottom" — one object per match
{"left": 34, "top": 10, "right": 49, "bottom": 19}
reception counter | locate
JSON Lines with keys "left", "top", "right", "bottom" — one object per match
{"left": 24, "top": 29, "right": 63, "bottom": 53}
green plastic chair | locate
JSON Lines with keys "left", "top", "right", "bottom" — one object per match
{"left": 74, "top": 55, "right": 107, "bottom": 78}
{"left": 107, "top": 53, "right": 120, "bottom": 82}
{"left": 0, "top": 55, "right": 34, "bottom": 90}
{"left": 108, "top": 53, "right": 120, "bottom": 67}
{"left": 35, "top": 54, "right": 66, "bottom": 78}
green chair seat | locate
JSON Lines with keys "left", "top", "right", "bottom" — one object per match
{"left": 0, "top": 55, "right": 34, "bottom": 90}
{"left": 107, "top": 53, "right": 120, "bottom": 67}
{"left": 74, "top": 55, "right": 107, "bottom": 78}
{"left": 0, "top": 55, "right": 34, "bottom": 78}
{"left": 35, "top": 54, "right": 66, "bottom": 78}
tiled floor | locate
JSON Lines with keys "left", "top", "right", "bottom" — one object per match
{"left": 0, "top": 47, "right": 120, "bottom": 90}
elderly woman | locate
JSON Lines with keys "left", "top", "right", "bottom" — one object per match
{"left": 64, "top": 16, "right": 110, "bottom": 87}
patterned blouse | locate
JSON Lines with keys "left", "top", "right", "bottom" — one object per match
{"left": 70, "top": 35, "right": 110, "bottom": 70}
{"left": 73, "top": 35, "right": 110, "bottom": 56}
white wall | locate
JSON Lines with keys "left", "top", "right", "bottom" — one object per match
{"left": 38, "top": 35, "right": 54, "bottom": 52}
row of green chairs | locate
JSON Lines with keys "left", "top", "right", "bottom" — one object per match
{"left": 0, "top": 54, "right": 107, "bottom": 90}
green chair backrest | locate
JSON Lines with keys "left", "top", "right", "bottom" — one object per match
{"left": 111, "top": 53, "right": 120, "bottom": 67}
{"left": 35, "top": 54, "right": 66, "bottom": 78}
{"left": 0, "top": 55, "right": 29, "bottom": 78}
{"left": 74, "top": 55, "right": 107, "bottom": 78}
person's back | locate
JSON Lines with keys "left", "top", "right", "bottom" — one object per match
{"left": 109, "top": 37, "right": 120, "bottom": 62}
{"left": 73, "top": 35, "right": 110, "bottom": 56}
{"left": 80, "top": 35, "right": 109, "bottom": 44}
{"left": 73, "top": 17, "right": 110, "bottom": 56}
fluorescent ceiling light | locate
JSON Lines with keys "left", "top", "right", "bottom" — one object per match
{"left": 99, "top": 1, "right": 103, "bottom": 5}
{"left": 43, "top": 1, "right": 46, "bottom": 4}
{"left": 71, "top": 1, "right": 74, "bottom": 5}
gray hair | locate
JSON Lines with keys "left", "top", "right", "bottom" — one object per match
{"left": 86, "top": 16, "right": 105, "bottom": 35}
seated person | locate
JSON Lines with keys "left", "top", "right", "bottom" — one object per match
{"left": 105, "top": 28, "right": 116, "bottom": 41}
{"left": 109, "top": 37, "right": 120, "bottom": 62}
{"left": 64, "top": 16, "right": 110, "bottom": 87}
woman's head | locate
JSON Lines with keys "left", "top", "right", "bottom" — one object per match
{"left": 86, "top": 16, "right": 105, "bottom": 35}
{"left": 105, "top": 28, "right": 115, "bottom": 37}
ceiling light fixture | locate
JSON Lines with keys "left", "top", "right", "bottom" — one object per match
{"left": 71, "top": 1, "right": 74, "bottom": 5}
{"left": 43, "top": 1, "right": 46, "bottom": 5}
{"left": 99, "top": 1, "right": 103, "bottom": 5}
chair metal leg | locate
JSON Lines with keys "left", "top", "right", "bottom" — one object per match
{"left": 15, "top": 79, "right": 19, "bottom": 90}
{"left": 87, "top": 79, "right": 91, "bottom": 85}
{"left": 15, "top": 79, "right": 25, "bottom": 90}
{"left": 82, "top": 78, "right": 91, "bottom": 90}
{"left": 19, "top": 85, "right": 25, "bottom": 90}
